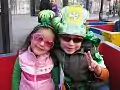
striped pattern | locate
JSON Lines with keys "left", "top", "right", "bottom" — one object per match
{"left": 89, "top": 23, "right": 120, "bottom": 46}
{"left": 87, "top": 20, "right": 114, "bottom": 26}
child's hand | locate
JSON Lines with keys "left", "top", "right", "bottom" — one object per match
{"left": 84, "top": 51, "right": 102, "bottom": 76}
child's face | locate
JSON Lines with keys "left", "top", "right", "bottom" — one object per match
{"left": 30, "top": 28, "right": 55, "bottom": 56}
{"left": 51, "top": 0, "right": 55, "bottom": 4}
{"left": 59, "top": 34, "right": 83, "bottom": 54}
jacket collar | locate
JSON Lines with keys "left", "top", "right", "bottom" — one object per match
{"left": 73, "top": 48, "right": 85, "bottom": 54}
{"left": 26, "top": 47, "right": 50, "bottom": 62}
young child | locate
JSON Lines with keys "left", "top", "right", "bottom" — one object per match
{"left": 12, "top": 10, "right": 61, "bottom": 90}
{"left": 51, "top": 5, "right": 109, "bottom": 90}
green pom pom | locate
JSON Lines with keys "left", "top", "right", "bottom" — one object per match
{"left": 52, "top": 17, "right": 61, "bottom": 26}
{"left": 52, "top": 17, "right": 64, "bottom": 32}
{"left": 37, "top": 10, "right": 63, "bottom": 34}
{"left": 38, "top": 10, "right": 55, "bottom": 25}
{"left": 38, "top": 10, "right": 55, "bottom": 19}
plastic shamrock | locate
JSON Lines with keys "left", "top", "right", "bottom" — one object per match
{"left": 93, "top": 52, "right": 103, "bottom": 64}
{"left": 85, "top": 31, "right": 100, "bottom": 46}
{"left": 85, "top": 31, "right": 94, "bottom": 39}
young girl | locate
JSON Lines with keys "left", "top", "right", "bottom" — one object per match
{"left": 12, "top": 10, "right": 62, "bottom": 90}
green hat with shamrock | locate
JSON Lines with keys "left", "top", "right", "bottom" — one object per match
{"left": 59, "top": 5, "right": 89, "bottom": 37}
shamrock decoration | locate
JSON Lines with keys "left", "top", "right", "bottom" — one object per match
{"left": 93, "top": 52, "right": 103, "bottom": 64}
{"left": 85, "top": 31, "right": 101, "bottom": 46}
{"left": 38, "top": 10, "right": 55, "bottom": 25}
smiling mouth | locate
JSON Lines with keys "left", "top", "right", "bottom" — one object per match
{"left": 36, "top": 46, "right": 45, "bottom": 51}
{"left": 66, "top": 47, "right": 75, "bottom": 50}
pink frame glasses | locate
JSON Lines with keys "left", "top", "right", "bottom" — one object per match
{"left": 32, "top": 33, "right": 54, "bottom": 48}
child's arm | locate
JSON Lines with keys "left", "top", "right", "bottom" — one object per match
{"left": 52, "top": 66, "right": 60, "bottom": 90}
{"left": 86, "top": 46, "right": 109, "bottom": 81}
{"left": 12, "top": 58, "right": 21, "bottom": 90}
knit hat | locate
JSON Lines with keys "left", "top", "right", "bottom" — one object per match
{"left": 59, "top": 5, "right": 89, "bottom": 37}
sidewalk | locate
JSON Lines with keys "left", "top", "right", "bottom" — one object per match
{"left": 12, "top": 14, "right": 119, "bottom": 50}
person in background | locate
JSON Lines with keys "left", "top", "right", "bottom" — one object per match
{"left": 51, "top": 5, "right": 109, "bottom": 90}
{"left": 39, "top": 0, "right": 52, "bottom": 11}
{"left": 114, "top": 3, "right": 120, "bottom": 32}
{"left": 12, "top": 10, "right": 61, "bottom": 90}
{"left": 38, "top": 0, "right": 52, "bottom": 22}
{"left": 51, "top": 0, "right": 59, "bottom": 16}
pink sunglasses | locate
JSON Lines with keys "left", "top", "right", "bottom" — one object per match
{"left": 32, "top": 33, "right": 54, "bottom": 48}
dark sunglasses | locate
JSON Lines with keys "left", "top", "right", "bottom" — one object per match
{"left": 32, "top": 33, "right": 54, "bottom": 48}
{"left": 60, "top": 35, "right": 83, "bottom": 43}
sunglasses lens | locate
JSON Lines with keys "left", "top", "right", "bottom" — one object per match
{"left": 33, "top": 33, "right": 54, "bottom": 48}
{"left": 72, "top": 38, "right": 83, "bottom": 43}
{"left": 45, "top": 41, "right": 54, "bottom": 48}
{"left": 33, "top": 34, "right": 43, "bottom": 42}
{"left": 60, "top": 36, "right": 71, "bottom": 42}
{"left": 60, "top": 35, "right": 83, "bottom": 43}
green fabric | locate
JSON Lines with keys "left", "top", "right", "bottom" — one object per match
{"left": 52, "top": 67, "right": 60, "bottom": 85}
{"left": 51, "top": 52, "right": 60, "bottom": 90}
{"left": 12, "top": 58, "right": 21, "bottom": 90}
